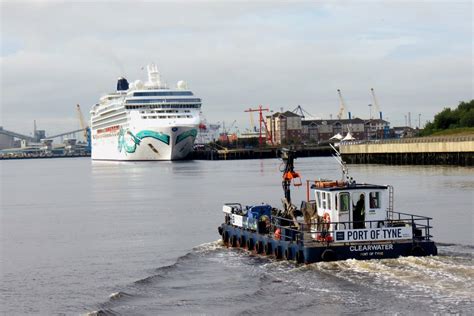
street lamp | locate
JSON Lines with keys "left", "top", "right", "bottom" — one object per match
{"left": 368, "top": 104, "right": 373, "bottom": 120}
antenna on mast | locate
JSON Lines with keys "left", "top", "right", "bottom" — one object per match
{"left": 329, "top": 143, "right": 353, "bottom": 183}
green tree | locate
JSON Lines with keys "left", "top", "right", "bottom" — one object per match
{"left": 460, "top": 108, "right": 474, "bottom": 127}
{"left": 423, "top": 100, "right": 474, "bottom": 135}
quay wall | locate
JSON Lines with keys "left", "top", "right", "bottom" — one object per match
{"left": 190, "top": 146, "right": 332, "bottom": 160}
{"left": 340, "top": 136, "right": 474, "bottom": 166}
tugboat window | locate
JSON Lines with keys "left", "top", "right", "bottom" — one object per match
{"left": 369, "top": 192, "right": 380, "bottom": 208}
{"left": 327, "top": 193, "right": 331, "bottom": 209}
{"left": 339, "top": 193, "right": 350, "bottom": 213}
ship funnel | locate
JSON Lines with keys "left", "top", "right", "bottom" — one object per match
{"left": 117, "top": 77, "right": 129, "bottom": 91}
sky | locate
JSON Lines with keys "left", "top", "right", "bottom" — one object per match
{"left": 1, "top": 0, "right": 472, "bottom": 136}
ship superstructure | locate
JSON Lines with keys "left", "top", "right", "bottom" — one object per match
{"left": 90, "top": 64, "right": 201, "bottom": 160}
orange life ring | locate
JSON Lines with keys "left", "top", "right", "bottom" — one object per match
{"left": 317, "top": 213, "right": 333, "bottom": 242}
{"left": 323, "top": 212, "right": 331, "bottom": 224}
{"left": 274, "top": 228, "right": 281, "bottom": 240}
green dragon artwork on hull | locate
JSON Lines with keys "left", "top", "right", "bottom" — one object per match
{"left": 117, "top": 128, "right": 197, "bottom": 154}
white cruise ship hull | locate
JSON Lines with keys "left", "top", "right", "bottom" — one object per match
{"left": 91, "top": 125, "right": 197, "bottom": 161}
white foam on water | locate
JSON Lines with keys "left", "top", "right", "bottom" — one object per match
{"left": 192, "top": 240, "right": 223, "bottom": 253}
{"left": 302, "top": 254, "right": 474, "bottom": 312}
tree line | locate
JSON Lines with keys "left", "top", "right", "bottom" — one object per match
{"left": 422, "top": 100, "right": 474, "bottom": 135}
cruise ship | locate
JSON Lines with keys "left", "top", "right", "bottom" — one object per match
{"left": 90, "top": 64, "right": 201, "bottom": 160}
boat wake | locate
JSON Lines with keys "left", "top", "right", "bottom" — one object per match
{"left": 88, "top": 241, "right": 473, "bottom": 315}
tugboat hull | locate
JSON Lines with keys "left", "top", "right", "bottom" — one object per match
{"left": 219, "top": 224, "right": 437, "bottom": 264}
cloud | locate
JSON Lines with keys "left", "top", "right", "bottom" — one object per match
{"left": 0, "top": 0, "right": 472, "bottom": 134}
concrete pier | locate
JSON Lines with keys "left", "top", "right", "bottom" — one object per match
{"left": 340, "top": 136, "right": 474, "bottom": 166}
{"left": 190, "top": 146, "right": 332, "bottom": 160}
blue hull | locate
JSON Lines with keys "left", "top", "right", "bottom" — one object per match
{"left": 219, "top": 224, "right": 437, "bottom": 264}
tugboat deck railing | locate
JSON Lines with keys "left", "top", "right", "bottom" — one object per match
{"left": 270, "top": 211, "right": 433, "bottom": 244}
{"left": 222, "top": 204, "right": 433, "bottom": 244}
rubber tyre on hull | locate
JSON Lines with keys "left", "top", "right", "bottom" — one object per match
{"left": 264, "top": 242, "right": 273, "bottom": 256}
{"left": 295, "top": 250, "right": 305, "bottom": 264}
{"left": 222, "top": 231, "right": 229, "bottom": 245}
{"left": 411, "top": 245, "right": 426, "bottom": 257}
{"left": 274, "top": 246, "right": 282, "bottom": 259}
{"left": 230, "top": 235, "right": 237, "bottom": 247}
{"left": 255, "top": 241, "right": 263, "bottom": 254}
{"left": 321, "top": 249, "right": 337, "bottom": 262}
{"left": 284, "top": 248, "right": 292, "bottom": 260}
{"left": 239, "top": 235, "right": 246, "bottom": 248}
{"left": 246, "top": 238, "right": 254, "bottom": 251}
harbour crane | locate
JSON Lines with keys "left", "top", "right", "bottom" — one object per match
{"left": 336, "top": 89, "right": 347, "bottom": 120}
{"left": 244, "top": 105, "right": 273, "bottom": 147}
{"left": 370, "top": 88, "right": 383, "bottom": 119}
{"left": 247, "top": 110, "right": 256, "bottom": 132}
{"left": 220, "top": 120, "right": 237, "bottom": 143}
{"left": 291, "top": 105, "right": 315, "bottom": 120}
{"left": 76, "top": 104, "right": 91, "bottom": 153}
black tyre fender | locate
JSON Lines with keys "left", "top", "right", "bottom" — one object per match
{"left": 230, "top": 235, "right": 237, "bottom": 247}
{"left": 274, "top": 246, "right": 282, "bottom": 259}
{"left": 255, "top": 241, "right": 263, "bottom": 254}
{"left": 411, "top": 245, "right": 426, "bottom": 257}
{"left": 321, "top": 249, "right": 337, "bottom": 262}
{"left": 284, "top": 248, "right": 292, "bottom": 260}
{"left": 239, "top": 235, "right": 246, "bottom": 248}
{"left": 246, "top": 238, "right": 254, "bottom": 251}
{"left": 218, "top": 226, "right": 223, "bottom": 236}
{"left": 296, "top": 250, "right": 305, "bottom": 264}
{"left": 264, "top": 242, "right": 272, "bottom": 255}
{"left": 222, "top": 231, "right": 229, "bottom": 244}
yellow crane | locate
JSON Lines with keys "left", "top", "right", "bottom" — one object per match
{"left": 336, "top": 89, "right": 347, "bottom": 120}
{"left": 76, "top": 104, "right": 91, "bottom": 152}
{"left": 370, "top": 88, "right": 382, "bottom": 119}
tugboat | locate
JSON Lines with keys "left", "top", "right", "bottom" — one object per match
{"left": 217, "top": 147, "right": 437, "bottom": 263}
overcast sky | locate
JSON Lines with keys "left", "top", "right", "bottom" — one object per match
{"left": 1, "top": 0, "right": 472, "bottom": 136}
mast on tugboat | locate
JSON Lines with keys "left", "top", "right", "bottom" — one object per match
{"left": 279, "top": 148, "right": 302, "bottom": 227}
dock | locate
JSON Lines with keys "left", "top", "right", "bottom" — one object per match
{"left": 190, "top": 145, "right": 332, "bottom": 160}
{"left": 340, "top": 136, "right": 474, "bottom": 166}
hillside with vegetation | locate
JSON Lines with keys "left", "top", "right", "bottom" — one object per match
{"left": 422, "top": 100, "right": 474, "bottom": 136}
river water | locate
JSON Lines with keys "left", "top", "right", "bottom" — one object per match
{"left": 1, "top": 157, "right": 473, "bottom": 315}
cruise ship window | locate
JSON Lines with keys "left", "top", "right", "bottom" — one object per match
{"left": 142, "top": 116, "right": 147, "bottom": 119}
